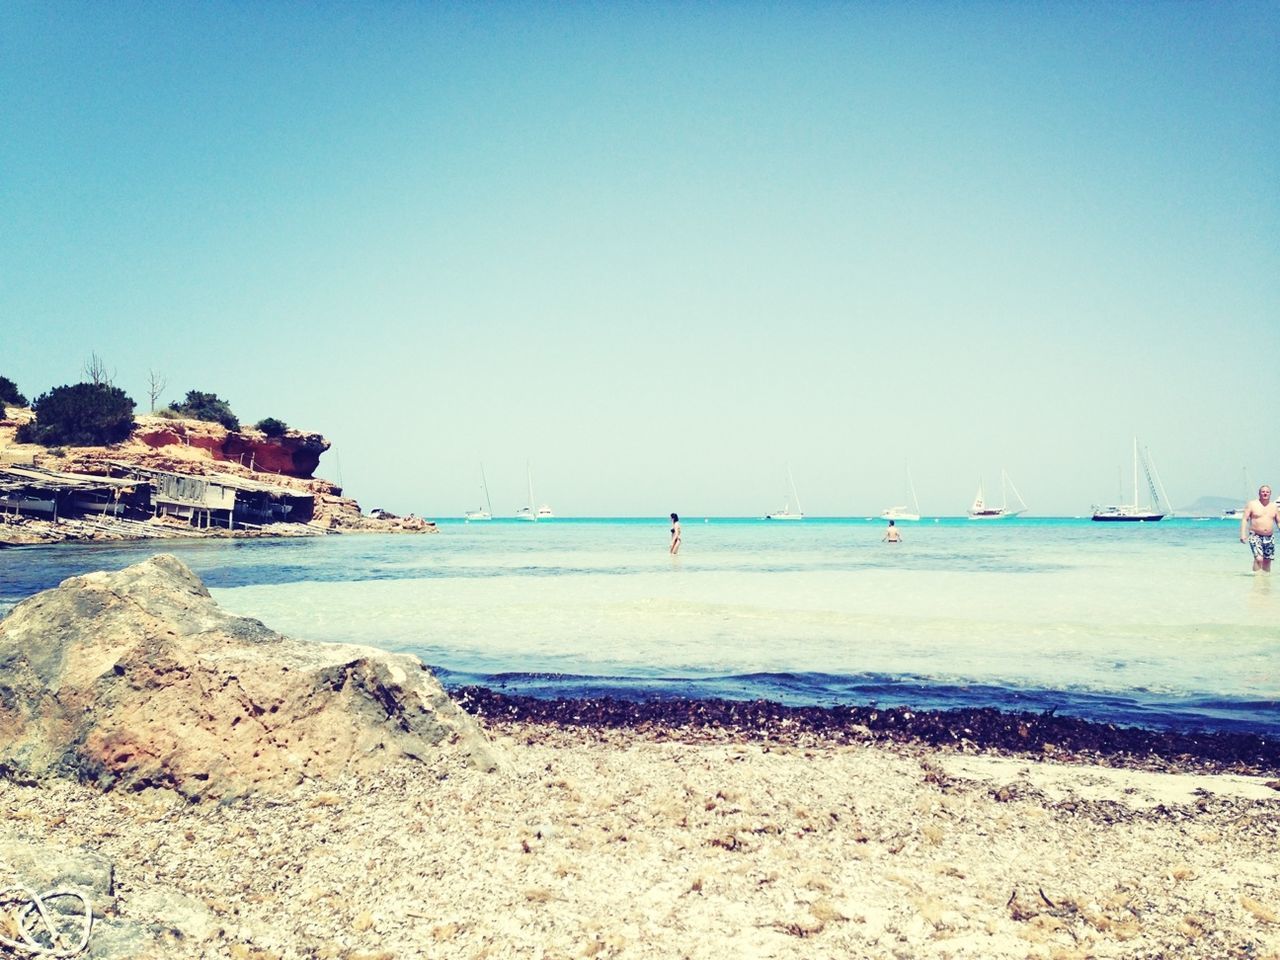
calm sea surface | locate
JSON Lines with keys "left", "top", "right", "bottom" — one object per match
{"left": 3, "top": 517, "right": 1277, "bottom": 735}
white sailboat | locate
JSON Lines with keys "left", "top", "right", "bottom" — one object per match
{"left": 464, "top": 464, "right": 494, "bottom": 521}
{"left": 516, "top": 462, "right": 554, "bottom": 521}
{"left": 765, "top": 464, "right": 804, "bottom": 520}
{"left": 881, "top": 467, "right": 921, "bottom": 522}
{"left": 1092, "top": 438, "right": 1170, "bottom": 522}
{"left": 516, "top": 462, "right": 538, "bottom": 521}
{"left": 968, "top": 469, "right": 1028, "bottom": 519}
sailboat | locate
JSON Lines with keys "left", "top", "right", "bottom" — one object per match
{"left": 1092, "top": 438, "right": 1170, "bottom": 522}
{"left": 968, "top": 469, "right": 1028, "bottom": 519}
{"left": 515, "top": 462, "right": 538, "bottom": 521}
{"left": 515, "top": 462, "right": 554, "bottom": 521}
{"left": 881, "top": 467, "right": 921, "bottom": 522}
{"left": 764, "top": 464, "right": 804, "bottom": 520}
{"left": 464, "top": 464, "right": 494, "bottom": 521}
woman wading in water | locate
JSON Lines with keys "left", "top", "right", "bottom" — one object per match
{"left": 669, "top": 513, "right": 681, "bottom": 555}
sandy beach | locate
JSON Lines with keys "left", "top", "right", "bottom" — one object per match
{"left": 2, "top": 536, "right": 1277, "bottom": 959}
{"left": 2, "top": 714, "right": 1277, "bottom": 960}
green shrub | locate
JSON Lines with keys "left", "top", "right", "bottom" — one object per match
{"left": 169, "top": 390, "right": 240, "bottom": 431}
{"left": 255, "top": 417, "right": 289, "bottom": 437}
{"left": 16, "top": 382, "right": 136, "bottom": 446}
{"left": 0, "top": 375, "right": 27, "bottom": 408}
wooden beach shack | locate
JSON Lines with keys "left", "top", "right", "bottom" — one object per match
{"left": 0, "top": 466, "right": 151, "bottom": 521}
{"left": 107, "top": 463, "right": 315, "bottom": 530}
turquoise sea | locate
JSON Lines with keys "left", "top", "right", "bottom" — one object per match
{"left": 2, "top": 517, "right": 1277, "bottom": 735}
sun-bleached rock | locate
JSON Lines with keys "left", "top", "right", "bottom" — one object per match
{"left": 0, "top": 555, "right": 504, "bottom": 799}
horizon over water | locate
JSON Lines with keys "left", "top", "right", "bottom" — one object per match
{"left": 2, "top": 517, "right": 1277, "bottom": 736}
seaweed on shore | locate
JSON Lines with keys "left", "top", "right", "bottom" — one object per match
{"left": 451, "top": 687, "right": 1280, "bottom": 777}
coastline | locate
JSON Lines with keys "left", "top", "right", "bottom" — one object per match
{"left": 0, "top": 512, "right": 435, "bottom": 547}
{"left": 2, "top": 702, "right": 1276, "bottom": 959}
{"left": 1, "top": 526, "right": 1275, "bottom": 956}
{"left": 0, "top": 411, "right": 437, "bottom": 545}
{"left": 453, "top": 689, "right": 1280, "bottom": 777}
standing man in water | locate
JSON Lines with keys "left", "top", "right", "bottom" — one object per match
{"left": 1240, "top": 484, "right": 1278, "bottom": 572}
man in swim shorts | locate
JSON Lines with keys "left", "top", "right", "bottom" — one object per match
{"left": 1240, "top": 484, "right": 1278, "bottom": 572}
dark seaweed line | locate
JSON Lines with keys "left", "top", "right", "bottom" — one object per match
{"left": 451, "top": 687, "right": 1280, "bottom": 777}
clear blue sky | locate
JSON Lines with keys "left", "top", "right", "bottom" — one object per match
{"left": 3, "top": 2, "right": 1276, "bottom": 516}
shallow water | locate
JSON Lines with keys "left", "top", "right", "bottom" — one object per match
{"left": 3, "top": 517, "right": 1277, "bottom": 734}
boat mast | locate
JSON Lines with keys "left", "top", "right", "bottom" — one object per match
{"left": 1142, "top": 444, "right": 1171, "bottom": 515}
{"left": 908, "top": 467, "right": 920, "bottom": 515}
{"left": 1004, "top": 468, "right": 1028, "bottom": 513}
{"left": 480, "top": 463, "right": 493, "bottom": 515}
{"left": 1132, "top": 437, "right": 1140, "bottom": 509}
{"left": 787, "top": 463, "right": 802, "bottom": 516}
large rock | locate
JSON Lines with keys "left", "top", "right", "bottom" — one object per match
{"left": 0, "top": 556, "right": 504, "bottom": 799}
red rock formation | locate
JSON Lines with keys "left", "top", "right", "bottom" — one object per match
{"left": 131, "top": 416, "right": 329, "bottom": 478}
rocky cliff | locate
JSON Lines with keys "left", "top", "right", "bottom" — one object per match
{"left": 0, "top": 555, "right": 505, "bottom": 799}
{"left": 45, "top": 414, "right": 335, "bottom": 488}
{"left": 130, "top": 416, "right": 330, "bottom": 478}
{"left": 0, "top": 408, "right": 435, "bottom": 541}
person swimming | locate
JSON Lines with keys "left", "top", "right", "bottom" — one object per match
{"left": 883, "top": 519, "right": 901, "bottom": 543}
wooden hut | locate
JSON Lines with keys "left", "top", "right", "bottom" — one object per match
{"left": 107, "top": 463, "right": 314, "bottom": 530}
{"left": 0, "top": 466, "right": 151, "bottom": 520}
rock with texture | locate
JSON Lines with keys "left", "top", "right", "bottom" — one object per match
{"left": 131, "top": 417, "right": 329, "bottom": 478}
{"left": 0, "top": 555, "right": 504, "bottom": 799}
{"left": 0, "top": 840, "right": 114, "bottom": 915}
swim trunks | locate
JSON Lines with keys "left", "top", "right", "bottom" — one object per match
{"left": 1248, "top": 532, "right": 1275, "bottom": 562}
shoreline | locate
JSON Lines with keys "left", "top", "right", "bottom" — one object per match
{"left": 1, "top": 714, "right": 1276, "bottom": 959}
{"left": 0, "top": 506, "right": 438, "bottom": 546}
{"left": 453, "top": 688, "right": 1280, "bottom": 777}
{"left": 0, "top": 516, "right": 435, "bottom": 547}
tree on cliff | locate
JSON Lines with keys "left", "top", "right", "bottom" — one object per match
{"left": 147, "top": 368, "right": 168, "bottom": 412}
{"left": 255, "top": 417, "right": 289, "bottom": 437}
{"left": 0, "top": 375, "right": 27, "bottom": 408}
{"left": 83, "top": 352, "right": 116, "bottom": 387}
{"left": 170, "top": 390, "right": 240, "bottom": 431}
{"left": 16, "top": 382, "right": 136, "bottom": 446}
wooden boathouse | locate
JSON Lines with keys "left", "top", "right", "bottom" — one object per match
{"left": 0, "top": 466, "right": 151, "bottom": 520}
{"left": 107, "top": 463, "right": 315, "bottom": 530}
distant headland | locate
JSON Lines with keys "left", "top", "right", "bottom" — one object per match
{"left": 0, "top": 375, "right": 433, "bottom": 546}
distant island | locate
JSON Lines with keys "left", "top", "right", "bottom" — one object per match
{"left": 1177, "top": 495, "right": 1245, "bottom": 517}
